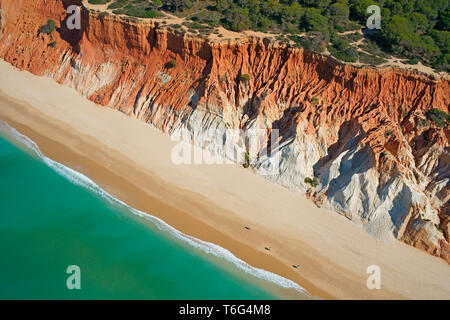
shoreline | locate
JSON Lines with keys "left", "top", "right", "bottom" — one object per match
{"left": 0, "top": 59, "right": 449, "bottom": 299}
{"left": 0, "top": 119, "right": 307, "bottom": 299}
{"left": 0, "top": 116, "right": 313, "bottom": 300}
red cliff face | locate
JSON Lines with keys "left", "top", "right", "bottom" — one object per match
{"left": 1, "top": 0, "right": 449, "bottom": 262}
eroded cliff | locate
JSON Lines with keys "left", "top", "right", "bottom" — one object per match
{"left": 0, "top": 0, "right": 449, "bottom": 262}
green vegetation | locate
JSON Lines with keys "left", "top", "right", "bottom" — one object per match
{"left": 304, "top": 176, "right": 320, "bottom": 187}
{"left": 39, "top": 19, "right": 56, "bottom": 35}
{"left": 98, "top": 0, "right": 450, "bottom": 72}
{"left": 240, "top": 73, "right": 250, "bottom": 82}
{"left": 165, "top": 59, "right": 177, "bottom": 69}
{"left": 329, "top": 33, "right": 359, "bottom": 62}
{"left": 243, "top": 152, "right": 250, "bottom": 168}
{"left": 358, "top": 51, "right": 386, "bottom": 65}
{"left": 377, "top": 12, "right": 448, "bottom": 71}
{"left": 88, "top": 0, "right": 110, "bottom": 4}
{"left": 48, "top": 41, "right": 57, "bottom": 48}
{"left": 106, "top": 0, "right": 162, "bottom": 18}
{"left": 260, "top": 92, "right": 268, "bottom": 100}
{"left": 290, "top": 32, "right": 328, "bottom": 52}
{"left": 426, "top": 108, "right": 449, "bottom": 128}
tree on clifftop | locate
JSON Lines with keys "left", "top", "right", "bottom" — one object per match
{"left": 166, "top": 0, "right": 193, "bottom": 12}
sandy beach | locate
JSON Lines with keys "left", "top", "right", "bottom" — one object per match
{"left": 0, "top": 59, "right": 449, "bottom": 299}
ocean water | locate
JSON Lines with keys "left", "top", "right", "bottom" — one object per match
{"left": 0, "top": 121, "right": 307, "bottom": 300}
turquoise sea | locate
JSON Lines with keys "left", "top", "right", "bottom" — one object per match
{"left": 0, "top": 120, "right": 307, "bottom": 300}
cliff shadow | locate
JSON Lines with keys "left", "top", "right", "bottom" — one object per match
{"left": 189, "top": 44, "right": 214, "bottom": 111}
{"left": 313, "top": 120, "right": 376, "bottom": 191}
{"left": 271, "top": 105, "right": 303, "bottom": 144}
{"left": 248, "top": 104, "right": 304, "bottom": 157}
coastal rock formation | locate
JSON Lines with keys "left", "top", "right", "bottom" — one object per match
{"left": 0, "top": 0, "right": 448, "bottom": 262}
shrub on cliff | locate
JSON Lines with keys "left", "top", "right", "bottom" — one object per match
{"left": 259, "top": 92, "right": 268, "bottom": 101}
{"left": 243, "top": 152, "right": 250, "bottom": 168}
{"left": 240, "top": 74, "right": 250, "bottom": 83}
{"left": 39, "top": 20, "right": 56, "bottom": 35}
{"left": 165, "top": 59, "right": 177, "bottom": 69}
{"left": 384, "top": 130, "right": 393, "bottom": 137}
{"left": 304, "top": 176, "right": 319, "bottom": 187}
{"left": 426, "top": 108, "right": 449, "bottom": 128}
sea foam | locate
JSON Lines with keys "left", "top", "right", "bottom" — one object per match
{"left": 0, "top": 120, "right": 311, "bottom": 297}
